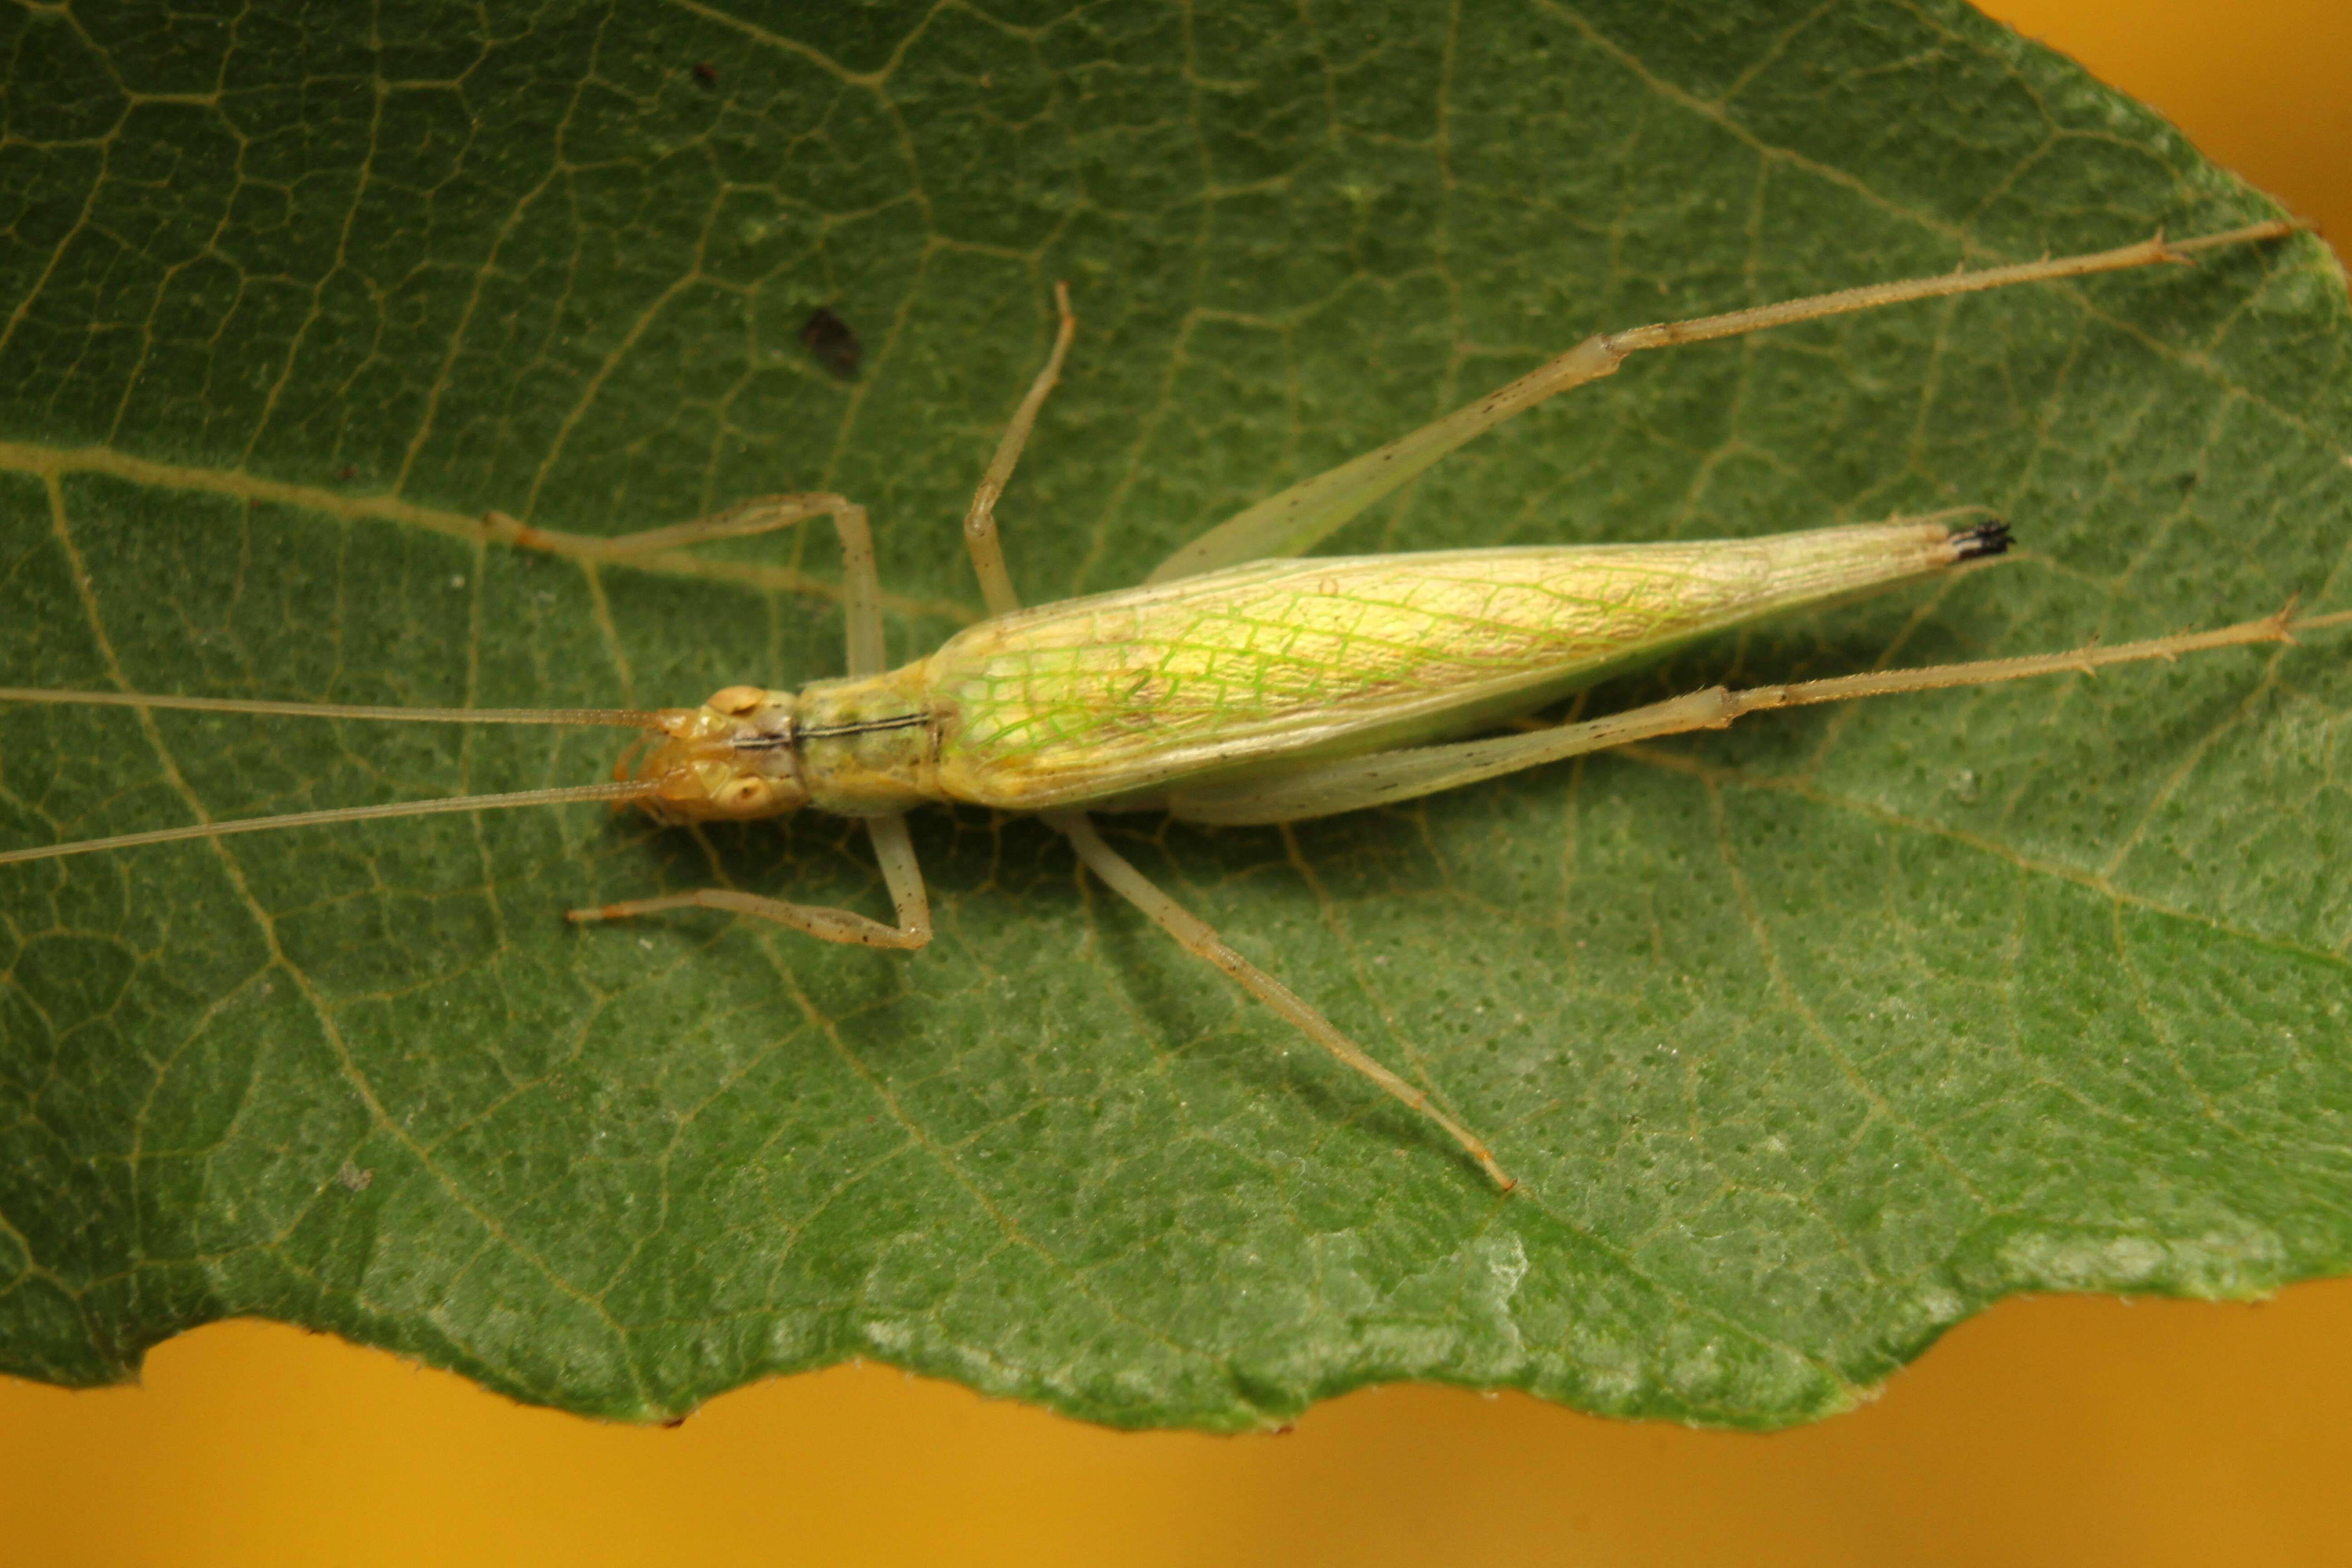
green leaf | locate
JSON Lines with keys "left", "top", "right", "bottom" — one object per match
{"left": 1, "top": 0, "right": 2347, "bottom": 1431}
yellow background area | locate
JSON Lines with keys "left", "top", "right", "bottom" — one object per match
{"left": 5, "top": 4, "right": 2349, "bottom": 1563}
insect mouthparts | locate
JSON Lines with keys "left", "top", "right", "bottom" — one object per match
{"left": 1951, "top": 519, "right": 2014, "bottom": 561}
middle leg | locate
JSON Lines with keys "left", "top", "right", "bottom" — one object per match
{"left": 951, "top": 288, "right": 1512, "bottom": 1185}
{"left": 962, "top": 281, "right": 1078, "bottom": 617}
{"left": 1047, "top": 811, "right": 1516, "bottom": 1190}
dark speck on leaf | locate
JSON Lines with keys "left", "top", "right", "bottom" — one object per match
{"left": 802, "top": 307, "right": 861, "bottom": 379}
{"left": 692, "top": 61, "right": 718, "bottom": 87}
{"left": 333, "top": 464, "right": 358, "bottom": 482}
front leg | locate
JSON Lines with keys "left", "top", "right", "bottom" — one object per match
{"left": 498, "top": 491, "right": 931, "bottom": 944}
{"left": 568, "top": 881, "right": 929, "bottom": 950}
{"left": 480, "top": 492, "right": 892, "bottom": 678}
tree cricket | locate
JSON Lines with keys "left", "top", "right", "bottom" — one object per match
{"left": 1, "top": 218, "right": 2329, "bottom": 1192}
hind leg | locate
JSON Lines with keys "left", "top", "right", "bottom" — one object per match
{"left": 1161, "top": 607, "right": 2307, "bottom": 825}
{"left": 1146, "top": 222, "right": 2292, "bottom": 584}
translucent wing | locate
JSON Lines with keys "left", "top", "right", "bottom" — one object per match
{"left": 924, "top": 521, "right": 1977, "bottom": 811}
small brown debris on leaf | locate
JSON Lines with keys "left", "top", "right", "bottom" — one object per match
{"left": 801, "top": 307, "right": 861, "bottom": 379}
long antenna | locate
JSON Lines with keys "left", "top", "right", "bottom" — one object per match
{"left": 0, "top": 779, "right": 662, "bottom": 867}
{"left": 0, "top": 687, "right": 664, "bottom": 728}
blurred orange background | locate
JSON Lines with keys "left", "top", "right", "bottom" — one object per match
{"left": 5, "top": 4, "right": 2349, "bottom": 1564}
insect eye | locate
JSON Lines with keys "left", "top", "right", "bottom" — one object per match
{"left": 707, "top": 685, "right": 767, "bottom": 715}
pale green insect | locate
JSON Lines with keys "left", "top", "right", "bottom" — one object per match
{"left": 2, "top": 220, "right": 2324, "bottom": 1191}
